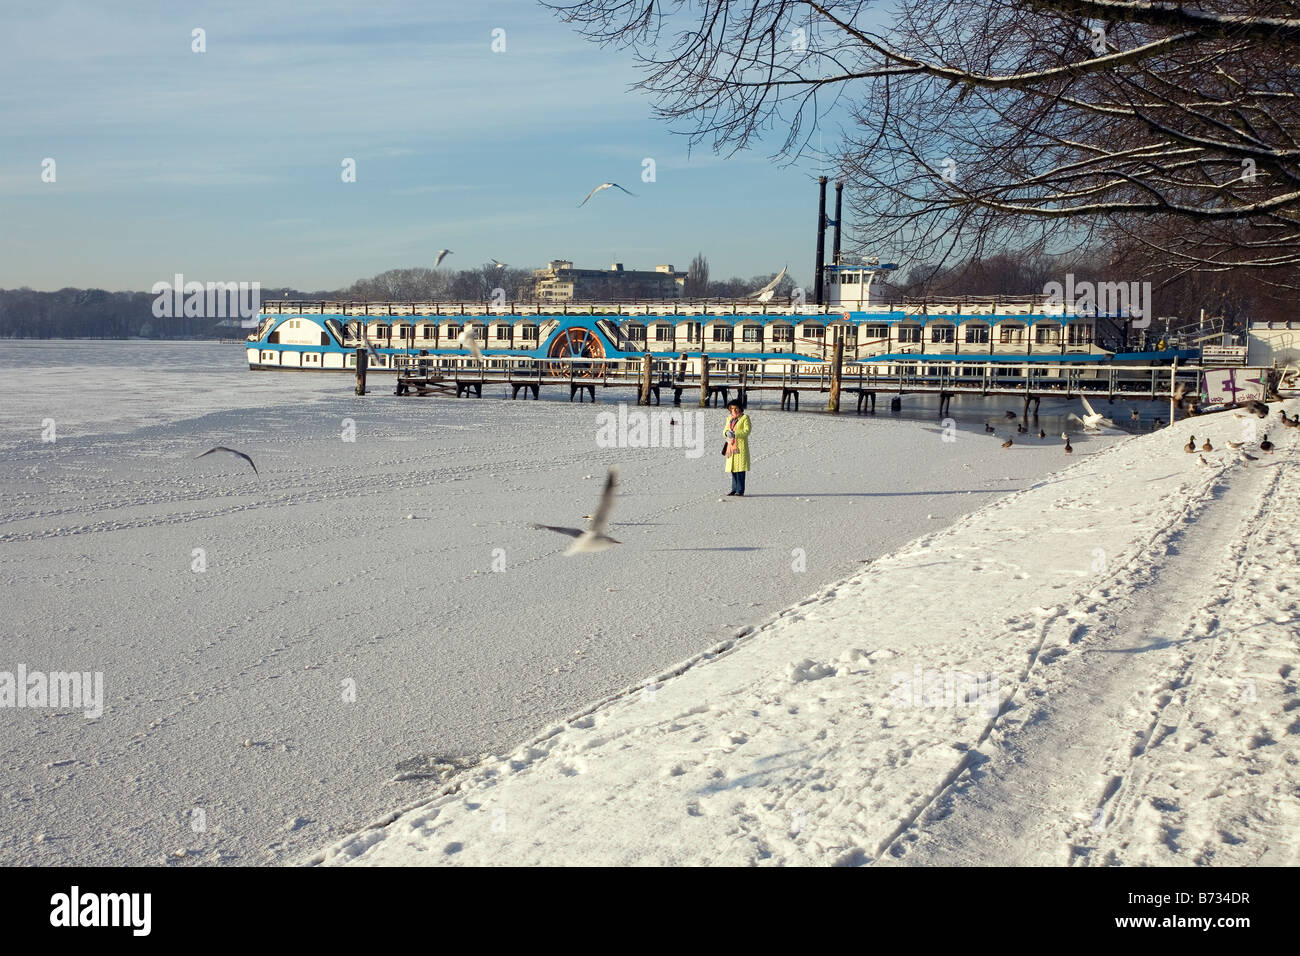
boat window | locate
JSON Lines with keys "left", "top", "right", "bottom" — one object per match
{"left": 1067, "top": 323, "right": 1092, "bottom": 345}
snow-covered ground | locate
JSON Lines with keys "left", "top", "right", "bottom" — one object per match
{"left": 1, "top": 342, "right": 1117, "bottom": 866}
{"left": 317, "top": 398, "right": 1300, "bottom": 867}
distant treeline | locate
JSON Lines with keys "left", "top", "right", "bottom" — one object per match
{"left": 0, "top": 288, "right": 187, "bottom": 339}
{"left": 0, "top": 284, "right": 316, "bottom": 340}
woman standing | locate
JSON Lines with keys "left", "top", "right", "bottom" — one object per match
{"left": 723, "top": 399, "right": 752, "bottom": 496}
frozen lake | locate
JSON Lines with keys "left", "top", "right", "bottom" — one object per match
{"left": 0, "top": 341, "right": 1122, "bottom": 864}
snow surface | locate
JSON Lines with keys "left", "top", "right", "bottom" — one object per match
{"left": 316, "top": 399, "right": 1300, "bottom": 867}
{"left": 1, "top": 341, "right": 1117, "bottom": 865}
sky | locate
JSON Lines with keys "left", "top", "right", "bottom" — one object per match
{"left": 0, "top": 0, "right": 851, "bottom": 292}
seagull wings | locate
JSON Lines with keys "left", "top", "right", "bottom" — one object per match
{"left": 578, "top": 182, "right": 637, "bottom": 207}
{"left": 457, "top": 326, "right": 484, "bottom": 361}
{"left": 530, "top": 466, "right": 620, "bottom": 553}
{"left": 748, "top": 266, "right": 788, "bottom": 301}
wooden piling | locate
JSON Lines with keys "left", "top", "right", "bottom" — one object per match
{"left": 827, "top": 338, "right": 843, "bottom": 413}
{"left": 699, "top": 357, "right": 710, "bottom": 408}
{"left": 639, "top": 353, "right": 652, "bottom": 406}
{"left": 354, "top": 348, "right": 367, "bottom": 396}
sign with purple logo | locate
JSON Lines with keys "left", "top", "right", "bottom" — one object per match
{"left": 1202, "top": 368, "right": 1266, "bottom": 405}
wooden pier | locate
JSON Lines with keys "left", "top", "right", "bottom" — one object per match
{"left": 365, "top": 350, "right": 1204, "bottom": 415}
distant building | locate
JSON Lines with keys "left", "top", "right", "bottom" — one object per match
{"left": 531, "top": 260, "right": 685, "bottom": 301}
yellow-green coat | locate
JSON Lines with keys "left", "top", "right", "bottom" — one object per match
{"left": 724, "top": 413, "right": 751, "bottom": 473}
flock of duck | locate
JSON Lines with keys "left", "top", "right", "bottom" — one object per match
{"left": 984, "top": 407, "right": 1077, "bottom": 454}
{"left": 1182, "top": 403, "right": 1298, "bottom": 464}
{"left": 980, "top": 397, "right": 1296, "bottom": 462}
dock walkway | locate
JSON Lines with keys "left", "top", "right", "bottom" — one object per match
{"left": 363, "top": 352, "right": 1202, "bottom": 417}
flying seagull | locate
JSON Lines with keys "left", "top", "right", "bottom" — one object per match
{"left": 435, "top": 249, "right": 453, "bottom": 267}
{"left": 578, "top": 182, "right": 637, "bottom": 207}
{"left": 748, "top": 266, "right": 788, "bottom": 303}
{"left": 531, "top": 467, "right": 621, "bottom": 555}
{"left": 489, "top": 258, "right": 508, "bottom": 270}
{"left": 457, "top": 325, "right": 484, "bottom": 361}
{"left": 1073, "top": 395, "right": 1109, "bottom": 430}
{"left": 196, "top": 446, "right": 257, "bottom": 475}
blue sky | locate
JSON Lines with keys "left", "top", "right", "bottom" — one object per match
{"left": 0, "top": 0, "right": 846, "bottom": 292}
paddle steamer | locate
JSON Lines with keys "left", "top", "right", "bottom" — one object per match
{"left": 247, "top": 259, "right": 1193, "bottom": 378}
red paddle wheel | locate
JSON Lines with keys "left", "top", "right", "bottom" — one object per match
{"left": 546, "top": 327, "right": 608, "bottom": 377}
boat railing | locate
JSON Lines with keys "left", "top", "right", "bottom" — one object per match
{"left": 259, "top": 296, "right": 1082, "bottom": 318}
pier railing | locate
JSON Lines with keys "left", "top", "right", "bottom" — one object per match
{"left": 387, "top": 354, "right": 1203, "bottom": 400}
